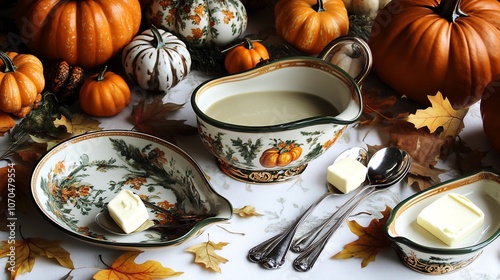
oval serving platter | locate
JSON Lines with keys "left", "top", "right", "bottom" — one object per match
{"left": 31, "top": 130, "right": 233, "bottom": 249}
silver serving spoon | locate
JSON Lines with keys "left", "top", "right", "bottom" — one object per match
{"left": 292, "top": 148, "right": 411, "bottom": 272}
{"left": 95, "top": 209, "right": 195, "bottom": 235}
{"left": 291, "top": 147, "right": 370, "bottom": 252}
{"left": 95, "top": 197, "right": 207, "bottom": 235}
{"left": 247, "top": 147, "right": 368, "bottom": 268}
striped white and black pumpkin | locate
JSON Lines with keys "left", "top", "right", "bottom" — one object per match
{"left": 122, "top": 25, "right": 191, "bottom": 92}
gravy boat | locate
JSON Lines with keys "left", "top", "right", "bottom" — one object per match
{"left": 191, "top": 37, "right": 372, "bottom": 183}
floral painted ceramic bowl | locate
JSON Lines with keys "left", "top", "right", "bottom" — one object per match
{"left": 30, "top": 130, "right": 232, "bottom": 250}
{"left": 191, "top": 37, "right": 371, "bottom": 183}
{"left": 386, "top": 171, "right": 500, "bottom": 275}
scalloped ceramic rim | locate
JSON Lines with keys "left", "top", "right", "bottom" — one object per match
{"left": 387, "top": 170, "right": 500, "bottom": 255}
{"left": 30, "top": 130, "right": 233, "bottom": 249}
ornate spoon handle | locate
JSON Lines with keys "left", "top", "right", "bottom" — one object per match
{"left": 248, "top": 192, "right": 332, "bottom": 268}
{"left": 291, "top": 185, "right": 368, "bottom": 253}
{"left": 293, "top": 188, "right": 377, "bottom": 272}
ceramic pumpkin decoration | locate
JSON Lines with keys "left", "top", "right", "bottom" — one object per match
{"left": 275, "top": 0, "right": 349, "bottom": 55}
{"left": 0, "top": 51, "right": 44, "bottom": 115}
{"left": 224, "top": 38, "right": 269, "bottom": 74}
{"left": 15, "top": 0, "right": 142, "bottom": 69}
{"left": 146, "top": 0, "right": 248, "bottom": 46}
{"left": 259, "top": 142, "right": 302, "bottom": 168}
{"left": 46, "top": 61, "right": 85, "bottom": 104}
{"left": 342, "top": 0, "right": 391, "bottom": 18}
{"left": 79, "top": 66, "right": 131, "bottom": 117}
{"left": 122, "top": 25, "right": 191, "bottom": 92}
{"left": 369, "top": 0, "right": 500, "bottom": 109}
{"left": 481, "top": 75, "right": 500, "bottom": 153}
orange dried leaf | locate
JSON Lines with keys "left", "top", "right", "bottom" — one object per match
{"left": 234, "top": 205, "right": 263, "bottom": 218}
{"left": 0, "top": 111, "right": 15, "bottom": 136}
{"left": 406, "top": 92, "right": 468, "bottom": 139}
{"left": 0, "top": 238, "right": 74, "bottom": 278}
{"left": 332, "top": 206, "right": 392, "bottom": 268}
{"left": 185, "top": 239, "right": 229, "bottom": 273}
{"left": 93, "top": 251, "right": 183, "bottom": 280}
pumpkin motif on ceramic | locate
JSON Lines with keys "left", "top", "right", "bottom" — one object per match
{"left": 0, "top": 51, "right": 44, "bottom": 116}
{"left": 122, "top": 25, "right": 192, "bottom": 92}
{"left": 260, "top": 140, "right": 302, "bottom": 168}
{"left": 16, "top": 0, "right": 142, "bottom": 69}
{"left": 146, "top": 0, "right": 248, "bottom": 46}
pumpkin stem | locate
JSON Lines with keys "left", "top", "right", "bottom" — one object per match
{"left": 0, "top": 50, "right": 17, "bottom": 72}
{"left": 312, "top": 0, "right": 325, "bottom": 12}
{"left": 150, "top": 25, "right": 165, "bottom": 50}
{"left": 243, "top": 37, "right": 254, "bottom": 50}
{"left": 97, "top": 66, "right": 108, "bottom": 82}
{"left": 434, "top": 0, "right": 467, "bottom": 22}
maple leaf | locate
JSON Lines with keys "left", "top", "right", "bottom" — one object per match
{"left": 406, "top": 92, "right": 468, "bottom": 139}
{"left": 332, "top": 206, "right": 392, "bottom": 268}
{"left": 0, "top": 237, "right": 74, "bottom": 278}
{"left": 0, "top": 111, "right": 15, "bottom": 136}
{"left": 131, "top": 96, "right": 197, "bottom": 143}
{"left": 185, "top": 238, "right": 229, "bottom": 273}
{"left": 53, "top": 114, "right": 102, "bottom": 135}
{"left": 234, "top": 205, "right": 263, "bottom": 218}
{"left": 93, "top": 251, "right": 182, "bottom": 280}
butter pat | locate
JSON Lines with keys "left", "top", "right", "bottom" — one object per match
{"left": 417, "top": 193, "right": 484, "bottom": 246}
{"left": 107, "top": 190, "right": 149, "bottom": 234}
{"left": 327, "top": 157, "right": 367, "bottom": 194}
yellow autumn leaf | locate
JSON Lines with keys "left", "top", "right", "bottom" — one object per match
{"left": 93, "top": 251, "right": 183, "bottom": 280}
{"left": 332, "top": 206, "right": 392, "bottom": 268}
{"left": 53, "top": 114, "right": 102, "bottom": 135}
{"left": 0, "top": 238, "right": 74, "bottom": 279}
{"left": 234, "top": 205, "right": 263, "bottom": 218}
{"left": 185, "top": 238, "right": 229, "bottom": 273}
{"left": 406, "top": 92, "right": 468, "bottom": 139}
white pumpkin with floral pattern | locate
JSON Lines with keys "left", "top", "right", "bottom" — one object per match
{"left": 146, "top": 0, "right": 248, "bottom": 47}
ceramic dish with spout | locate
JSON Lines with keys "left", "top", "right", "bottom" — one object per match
{"left": 30, "top": 130, "right": 232, "bottom": 250}
{"left": 386, "top": 170, "right": 500, "bottom": 275}
{"left": 191, "top": 37, "right": 371, "bottom": 183}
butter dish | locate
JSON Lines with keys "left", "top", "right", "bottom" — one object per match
{"left": 386, "top": 171, "right": 500, "bottom": 275}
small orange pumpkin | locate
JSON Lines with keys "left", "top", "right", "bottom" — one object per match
{"left": 275, "top": 0, "right": 349, "bottom": 54}
{"left": 79, "top": 66, "right": 131, "bottom": 117}
{"left": 0, "top": 50, "right": 44, "bottom": 115}
{"left": 260, "top": 143, "right": 302, "bottom": 168}
{"left": 224, "top": 38, "right": 270, "bottom": 74}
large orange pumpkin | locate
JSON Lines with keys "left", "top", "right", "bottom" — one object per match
{"left": 369, "top": 0, "right": 500, "bottom": 109}
{"left": 274, "top": 0, "right": 349, "bottom": 55}
{"left": 16, "top": 0, "right": 142, "bottom": 69}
